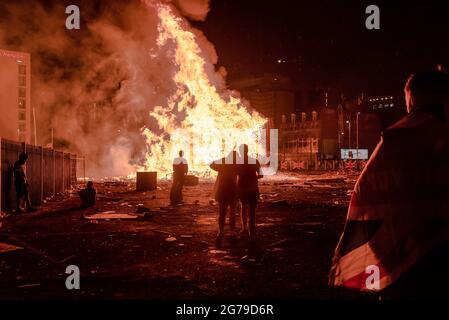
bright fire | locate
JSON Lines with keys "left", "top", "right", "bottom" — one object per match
{"left": 140, "top": 1, "right": 266, "bottom": 177}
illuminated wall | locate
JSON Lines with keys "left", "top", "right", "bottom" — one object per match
{"left": 0, "top": 49, "right": 31, "bottom": 143}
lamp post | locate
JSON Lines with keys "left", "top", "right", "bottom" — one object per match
{"left": 356, "top": 112, "right": 361, "bottom": 169}
{"left": 356, "top": 112, "right": 360, "bottom": 154}
{"left": 346, "top": 120, "right": 351, "bottom": 149}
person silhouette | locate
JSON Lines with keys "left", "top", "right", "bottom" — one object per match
{"left": 13, "top": 153, "right": 37, "bottom": 213}
{"left": 79, "top": 181, "right": 96, "bottom": 208}
{"left": 236, "top": 144, "right": 263, "bottom": 241}
{"left": 330, "top": 69, "right": 449, "bottom": 298}
{"left": 170, "top": 150, "right": 188, "bottom": 205}
{"left": 210, "top": 150, "right": 238, "bottom": 247}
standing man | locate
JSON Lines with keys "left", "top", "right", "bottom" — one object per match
{"left": 210, "top": 150, "right": 238, "bottom": 247}
{"left": 329, "top": 70, "right": 449, "bottom": 298}
{"left": 237, "top": 144, "right": 263, "bottom": 241}
{"left": 13, "top": 153, "right": 37, "bottom": 213}
{"left": 170, "top": 150, "right": 188, "bottom": 205}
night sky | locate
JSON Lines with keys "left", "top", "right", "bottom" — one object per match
{"left": 194, "top": 0, "right": 449, "bottom": 98}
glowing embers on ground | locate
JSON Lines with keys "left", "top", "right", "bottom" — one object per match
{"left": 141, "top": 2, "right": 266, "bottom": 176}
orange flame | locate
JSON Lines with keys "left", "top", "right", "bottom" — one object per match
{"left": 141, "top": 2, "right": 266, "bottom": 177}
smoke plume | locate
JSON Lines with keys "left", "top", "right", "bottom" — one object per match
{"left": 0, "top": 0, "right": 233, "bottom": 178}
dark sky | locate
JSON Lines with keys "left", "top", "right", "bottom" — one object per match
{"left": 194, "top": 0, "right": 449, "bottom": 97}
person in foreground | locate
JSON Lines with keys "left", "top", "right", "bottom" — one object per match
{"left": 329, "top": 69, "right": 449, "bottom": 299}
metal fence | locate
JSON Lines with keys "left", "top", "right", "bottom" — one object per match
{"left": 0, "top": 138, "right": 77, "bottom": 212}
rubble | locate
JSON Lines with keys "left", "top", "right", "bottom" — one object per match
{"left": 84, "top": 213, "right": 139, "bottom": 220}
{"left": 153, "top": 230, "right": 172, "bottom": 235}
{"left": 0, "top": 242, "right": 23, "bottom": 254}
{"left": 309, "top": 178, "right": 346, "bottom": 184}
{"left": 269, "top": 200, "right": 288, "bottom": 206}
{"left": 295, "top": 222, "right": 323, "bottom": 227}
{"left": 0, "top": 171, "right": 359, "bottom": 299}
{"left": 184, "top": 175, "right": 199, "bottom": 186}
{"left": 269, "top": 239, "right": 289, "bottom": 247}
{"left": 17, "top": 283, "right": 41, "bottom": 289}
{"left": 136, "top": 205, "right": 150, "bottom": 213}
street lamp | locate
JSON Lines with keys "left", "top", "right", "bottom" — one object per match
{"left": 356, "top": 112, "right": 360, "bottom": 155}
{"left": 346, "top": 120, "right": 351, "bottom": 149}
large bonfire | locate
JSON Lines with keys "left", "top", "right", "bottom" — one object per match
{"left": 140, "top": 1, "right": 267, "bottom": 177}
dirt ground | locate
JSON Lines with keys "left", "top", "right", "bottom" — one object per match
{"left": 0, "top": 172, "right": 376, "bottom": 300}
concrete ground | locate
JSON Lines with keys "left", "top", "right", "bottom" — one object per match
{"left": 0, "top": 172, "right": 375, "bottom": 300}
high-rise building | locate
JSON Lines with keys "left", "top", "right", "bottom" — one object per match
{"left": 0, "top": 49, "right": 31, "bottom": 143}
{"left": 230, "top": 74, "right": 295, "bottom": 128}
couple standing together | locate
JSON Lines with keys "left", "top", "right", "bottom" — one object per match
{"left": 210, "top": 144, "right": 263, "bottom": 247}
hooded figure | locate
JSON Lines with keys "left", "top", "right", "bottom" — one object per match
{"left": 329, "top": 70, "right": 449, "bottom": 298}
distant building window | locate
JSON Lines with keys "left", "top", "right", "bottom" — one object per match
{"left": 18, "top": 110, "right": 26, "bottom": 121}
{"left": 18, "top": 99, "right": 26, "bottom": 109}
{"left": 18, "top": 122, "right": 26, "bottom": 132}
{"left": 390, "top": 103, "right": 394, "bottom": 107}
{"left": 379, "top": 104, "right": 383, "bottom": 108}
{"left": 19, "top": 87, "right": 26, "bottom": 98}
{"left": 18, "top": 76, "right": 26, "bottom": 86}
{"left": 18, "top": 133, "right": 26, "bottom": 143}
{"left": 373, "top": 105, "right": 377, "bottom": 109}
{"left": 18, "top": 65, "right": 26, "bottom": 75}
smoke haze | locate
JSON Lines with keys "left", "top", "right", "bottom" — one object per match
{"left": 0, "top": 0, "right": 232, "bottom": 178}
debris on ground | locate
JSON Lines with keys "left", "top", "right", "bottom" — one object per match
{"left": 269, "top": 200, "right": 288, "bottom": 206}
{"left": 184, "top": 175, "right": 199, "bottom": 186}
{"left": 295, "top": 222, "right": 323, "bottom": 227}
{"left": 17, "top": 283, "right": 41, "bottom": 289}
{"left": 310, "top": 178, "right": 346, "bottom": 184}
{"left": 97, "top": 195, "right": 123, "bottom": 202}
{"left": 136, "top": 205, "right": 150, "bottom": 213}
{"left": 153, "top": 230, "right": 172, "bottom": 235}
{"left": 0, "top": 242, "right": 24, "bottom": 254}
{"left": 84, "top": 213, "right": 138, "bottom": 220}
{"left": 269, "top": 247, "right": 285, "bottom": 252}
{"left": 209, "top": 249, "right": 228, "bottom": 254}
{"left": 103, "top": 181, "right": 129, "bottom": 187}
{"left": 269, "top": 239, "right": 289, "bottom": 247}
{"left": 0, "top": 173, "right": 362, "bottom": 299}
{"left": 59, "top": 255, "right": 76, "bottom": 263}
